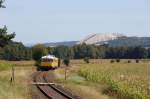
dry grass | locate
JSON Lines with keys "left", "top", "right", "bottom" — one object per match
{"left": 10, "top": 61, "right": 35, "bottom": 67}
{"left": 64, "top": 83, "right": 109, "bottom": 99}
{"left": 0, "top": 60, "right": 36, "bottom": 99}
{"left": 0, "top": 60, "right": 12, "bottom": 71}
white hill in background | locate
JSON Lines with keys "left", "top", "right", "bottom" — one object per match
{"left": 78, "top": 33, "right": 126, "bottom": 45}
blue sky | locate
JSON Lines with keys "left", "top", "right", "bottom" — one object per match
{"left": 0, "top": 0, "right": 150, "bottom": 44}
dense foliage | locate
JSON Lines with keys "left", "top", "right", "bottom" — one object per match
{"left": 48, "top": 44, "right": 150, "bottom": 59}
{"left": 0, "top": 43, "right": 150, "bottom": 61}
{"left": 63, "top": 58, "right": 70, "bottom": 66}
{"left": 32, "top": 44, "right": 48, "bottom": 61}
{"left": 0, "top": 26, "right": 31, "bottom": 61}
{"left": 107, "top": 37, "right": 150, "bottom": 47}
{"left": 79, "top": 63, "right": 150, "bottom": 99}
{"left": 0, "top": 26, "right": 15, "bottom": 47}
{"left": 0, "top": 42, "right": 32, "bottom": 60}
{"left": 0, "top": 0, "right": 5, "bottom": 8}
{"left": 0, "top": 22, "right": 31, "bottom": 61}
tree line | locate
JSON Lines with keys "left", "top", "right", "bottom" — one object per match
{"left": 1, "top": 42, "right": 150, "bottom": 61}
{"left": 0, "top": 24, "right": 150, "bottom": 61}
{"left": 0, "top": 42, "right": 32, "bottom": 60}
{"left": 0, "top": 26, "right": 32, "bottom": 60}
{"left": 48, "top": 44, "right": 150, "bottom": 59}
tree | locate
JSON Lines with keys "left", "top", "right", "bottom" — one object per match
{"left": 0, "top": 1, "right": 15, "bottom": 48}
{"left": 63, "top": 58, "right": 70, "bottom": 80}
{"left": 68, "top": 47, "right": 74, "bottom": 59}
{"left": 32, "top": 44, "right": 48, "bottom": 61}
{"left": 0, "top": 0, "right": 5, "bottom": 8}
{"left": 0, "top": 1, "right": 15, "bottom": 47}
{"left": 53, "top": 46, "right": 70, "bottom": 59}
{"left": 96, "top": 46, "right": 106, "bottom": 59}
{"left": 73, "top": 43, "right": 88, "bottom": 59}
{"left": 132, "top": 46, "right": 148, "bottom": 59}
{"left": 2, "top": 42, "right": 32, "bottom": 61}
{"left": 0, "top": 26, "right": 15, "bottom": 47}
{"left": 86, "top": 45, "right": 97, "bottom": 58}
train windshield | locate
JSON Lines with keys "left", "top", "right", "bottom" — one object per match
{"left": 41, "top": 58, "right": 53, "bottom": 62}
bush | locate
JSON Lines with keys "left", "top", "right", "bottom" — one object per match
{"left": 136, "top": 59, "right": 139, "bottom": 63}
{"left": 63, "top": 58, "right": 70, "bottom": 66}
{"left": 84, "top": 57, "right": 90, "bottom": 64}
{"left": 110, "top": 60, "right": 115, "bottom": 63}
{"left": 116, "top": 59, "right": 120, "bottom": 63}
{"left": 128, "top": 60, "right": 131, "bottom": 63}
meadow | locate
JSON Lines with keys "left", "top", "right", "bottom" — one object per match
{"left": 54, "top": 59, "right": 150, "bottom": 99}
{"left": 0, "top": 59, "right": 150, "bottom": 99}
{"left": 0, "top": 60, "right": 35, "bottom": 99}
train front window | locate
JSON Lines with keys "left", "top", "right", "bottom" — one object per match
{"left": 42, "top": 59, "right": 53, "bottom": 62}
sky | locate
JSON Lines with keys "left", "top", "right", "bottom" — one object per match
{"left": 0, "top": 0, "right": 150, "bottom": 44}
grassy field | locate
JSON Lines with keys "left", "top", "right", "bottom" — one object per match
{"left": 54, "top": 59, "right": 150, "bottom": 99}
{"left": 0, "top": 60, "right": 12, "bottom": 71}
{"left": 0, "top": 60, "right": 35, "bottom": 99}
{"left": 0, "top": 59, "right": 150, "bottom": 99}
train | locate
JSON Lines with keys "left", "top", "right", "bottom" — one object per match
{"left": 39, "top": 55, "right": 60, "bottom": 70}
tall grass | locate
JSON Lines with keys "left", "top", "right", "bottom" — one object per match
{"left": 0, "top": 60, "right": 12, "bottom": 71}
{"left": 78, "top": 63, "right": 150, "bottom": 99}
{"left": 0, "top": 60, "right": 34, "bottom": 99}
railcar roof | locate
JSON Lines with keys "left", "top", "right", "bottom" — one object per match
{"left": 41, "top": 55, "right": 58, "bottom": 60}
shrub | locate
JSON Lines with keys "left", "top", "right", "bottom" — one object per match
{"left": 128, "top": 60, "right": 131, "bottom": 63}
{"left": 84, "top": 57, "right": 90, "bottom": 64}
{"left": 110, "top": 60, "right": 115, "bottom": 63}
{"left": 63, "top": 58, "right": 70, "bottom": 66}
{"left": 136, "top": 59, "right": 139, "bottom": 63}
{"left": 116, "top": 59, "right": 120, "bottom": 63}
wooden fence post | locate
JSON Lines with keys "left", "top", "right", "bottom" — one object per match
{"left": 11, "top": 65, "right": 15, "bottom": 83}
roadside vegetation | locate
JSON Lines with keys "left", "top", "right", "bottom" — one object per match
{"left": 0, "top": 60, "right": 12, "bottom": 71}
{"left": 0, "top": 60, "right": 35, "bottom": 99}
{"left": 53, "top": 59, "right": 150, "bottom": 99}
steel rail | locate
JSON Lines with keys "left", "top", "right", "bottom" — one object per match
{"left": 33, "top": 71, "right": 75, "bottom": 99}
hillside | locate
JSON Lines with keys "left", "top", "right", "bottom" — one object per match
{"left": 44, "top": 41, "right": 78, "bottom": 47}
{"left": 26, "top": 33, "right": 150, "bottom": 47}
{"left": 78, "top": 33, "right": 126, "bottom": 44}
{"left": 105, "top": 37, "right": 150, "bottom": 47}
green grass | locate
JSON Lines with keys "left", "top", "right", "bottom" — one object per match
{"left": 0, "top": 60, "right": 12, "bottom": 71}
{"left": 53, "top": 59, "right": 150, "bottom": 99}
{"left": 54, "top": 65, "right": 112, "bottom": 99}
{"left": 78, "top": 61, "right": 150, "bottom": 99}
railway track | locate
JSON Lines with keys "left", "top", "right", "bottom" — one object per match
{"left": 33, "top": 71, "right": 76, "bottom": 99}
